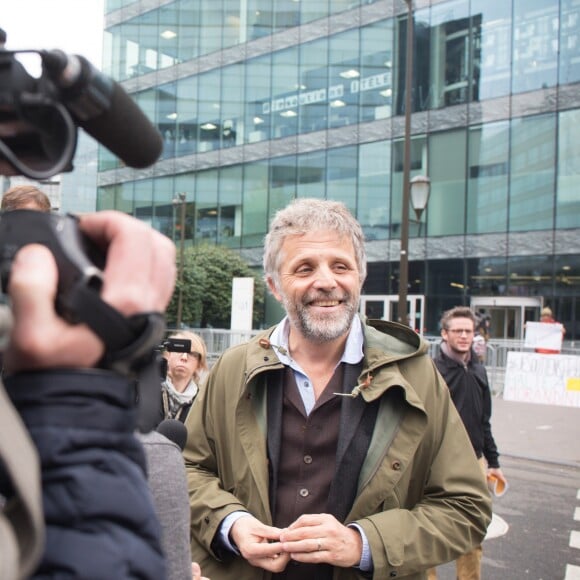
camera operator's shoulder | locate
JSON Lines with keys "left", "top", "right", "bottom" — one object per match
{"left": 0, "top": 382, "right": 44, "bottom": 579}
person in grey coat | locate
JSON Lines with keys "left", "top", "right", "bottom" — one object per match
{"left": 138, "top": 430, "right": 193, "bottom": 580}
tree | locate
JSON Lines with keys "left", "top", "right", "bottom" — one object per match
{"left": 166, "top": 244, "right": 265, "bottom": 329}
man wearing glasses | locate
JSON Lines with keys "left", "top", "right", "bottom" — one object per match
{"left": 427, "top": 306, "right": 507, "bottom": 580}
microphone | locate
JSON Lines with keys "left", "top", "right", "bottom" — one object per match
{"left": 156, "top": 419, "right": 188, "bottom": 451}
{"left": 40, "top": 50, "right": 163, "bottom": 169}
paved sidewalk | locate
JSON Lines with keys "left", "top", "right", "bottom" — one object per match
{"left": 491, "top": 396, "right": 580, "bottom": 467}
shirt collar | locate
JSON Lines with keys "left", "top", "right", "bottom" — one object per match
{"left": 269, "top": 315, "right": 364, "bottom": 367}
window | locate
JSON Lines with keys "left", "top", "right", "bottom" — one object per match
{"left": 151, "top": 177, "right": 177, "bottom": 240}
{"left": 327, "top": 146, "right": 358, "bottom": 209}
{"left": 269, "top": 155, "right": 298, "bottom": 222}
{"left": 242, "top": 161, "right": 270, "bottom": 247}
{"left": 176, "top": 76, "right": 198, "bottom": 156}
{"left": 509, "top": 114, "right": 556, "bottom": 231}
{"left": 271, "top": 48, "right": 300, "bottom": 139}
{"left": 133, "top": 179, "right": 153, "bottom": 219}
{"left": 556, "top": 109, "right": 580, "bottom": 229}
{"left": 560, "top": 0, "right": 580, "bottom": 84}
{"left": 512, "top": 0, "right": 559, "bottom": 93}
{"left": 195, "top": 170, "right": 219, "bottom": 243}
{"left": 412, "top": 1, "right": 473, "bottom": 110}
{"left": 470, "top": 0, "right": 512, "bottom": 100}
{"left": 298, "top": 38, "right": 329, "bottom": 133}
{"left": 358, "top": 141, "right": 391, "bottom": 241}
{"left": 428, "top": 130, "right": 467, "bottom": 236}
{"left": 468, "top": 257, "right": 508, "bottom": 296}
{"left": 507, "top": 256, "right": 555, "bottom": 296}
{"left": 297, "top": 151, "right": 326, "bottom": 198}
{"left": 218, "top": 165, "right": 244, "bottom": 247}
{"left": 221, "top": 64, "right": 245, "bottom": 148}
{"left": 328, "top": 29, "right": 361, "bottom": 127}
{"left": 199, "top": 0, "right": 223, "bottom": 56}
{"left": 197, "top": 70, "right": 222, "bottom": 152}
{"left": 467, "top": 122, "right": 509, "bottom": 234}
{"left": 360, "top": 21, "right": 395, "bottom": 123}
{"left": 157, "top": 83, "right": 178, "bottom": 159}
{"left": 302, "top": 0, "right": 329, "bottom": 24}
{"left": 245, "top": 55, "right": 272, "bottom": 144}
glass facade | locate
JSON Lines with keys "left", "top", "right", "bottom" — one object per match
{"left": 99, "top": 0, "right": 580, "bottom": 338}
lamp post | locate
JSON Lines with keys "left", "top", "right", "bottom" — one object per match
{"left": 397, "top": 0, "right": 415, "bottom": 326}
{"left": 173, "top": 192, "right": 187, "bottom": 329}
{"left": 397, "top": 1, "right": 431, "bottom": 326}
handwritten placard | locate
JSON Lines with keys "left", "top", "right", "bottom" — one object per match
{"left": 524, "top": 321, "right": 564, "bottom": 351}
{"left": 503, "top": 351, "right": 580, "bottom": 407}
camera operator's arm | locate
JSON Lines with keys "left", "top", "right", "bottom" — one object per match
{"left": 3, "top": 211, "right": 175, "bottom": 579}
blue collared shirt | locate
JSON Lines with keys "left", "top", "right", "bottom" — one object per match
{"left": 268, "top": 315, "right": 364, "bottom": 415}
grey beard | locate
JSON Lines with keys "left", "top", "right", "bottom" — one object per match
{"left": 290, "top": 298, "right": 357, "bottom": 343}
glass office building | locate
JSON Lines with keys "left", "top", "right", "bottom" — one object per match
{"left": 99, "top": 0, "right": 580, "bottom": 338}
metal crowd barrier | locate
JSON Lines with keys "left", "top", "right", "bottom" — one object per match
{"left": 173, "top": 328, "right": 579, "bottom": 397}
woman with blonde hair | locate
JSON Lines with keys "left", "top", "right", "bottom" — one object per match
{"left": 160, "top": 330, "right": 208, "bottom": 422}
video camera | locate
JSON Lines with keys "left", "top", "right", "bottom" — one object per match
{"left": 157, "top": 338, "right": 192, "bottom": 380}
{"left": 0, "top": 28, "right": 164, "bottom": 343}
{"left": 0, "top": 29, "right": 162, "bottom": 179}
{"left": 0, "top": 30, "right": 166, "bottom": 430}
{"left": 160, "top": 338, "right": 192, "bottom": 354}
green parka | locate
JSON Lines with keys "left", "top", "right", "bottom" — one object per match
{"left": 184, "top": 319, "right": 492, "bottom": 579}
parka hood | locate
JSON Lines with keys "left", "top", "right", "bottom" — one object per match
{"left": 364, "top": 317, "right": 428, "bottom": 360}
{"left": 351, "top": 318, "right": 430, "bottom": 406}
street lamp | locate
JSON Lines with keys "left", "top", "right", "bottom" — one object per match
{"left": 173, "top": 192, "right": 187, "bottom": 329}
{"left": 397, "top": 0, "right": 431, "bottom": 326}
{"left": 397, "top": 174, "right": 431, "bottom": 325}
{"left": 410, "top": 174, "right": 431, "bottom": 221}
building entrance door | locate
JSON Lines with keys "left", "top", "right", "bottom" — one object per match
{"left": 360, "top": 294, "right": 426, "bottom": 334}
{"left": 470, "top": 296, "right": 543, "bottom": 340}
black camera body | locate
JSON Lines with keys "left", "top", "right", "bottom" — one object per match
{"left": 157, "top": 338, "right": 192, "bottom": 380}
{"left": 160, "top": 338, "right": 192, "bottom": 354}
{"left": 0, "top": 209, "right": 104, "bottom": 326}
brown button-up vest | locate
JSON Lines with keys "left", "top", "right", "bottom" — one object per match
{"left": 274, "top": 366, "right": 343, "bottom": 529}
{"left": 267, "top": 362, "right": 380, "bottom": 580}
{"left": 272, "top": 367, "right": 343, "bottom": 580}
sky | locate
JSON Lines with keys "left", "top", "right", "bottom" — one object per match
{"left": 2, "top": 0, "right": 105, "bottom": 69}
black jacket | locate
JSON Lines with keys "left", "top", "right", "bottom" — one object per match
{"left": 433, "top": 350, "right": 500, "bottom": 468}
{"left": 4, "top": 369, "right": 167, "bottom": 579}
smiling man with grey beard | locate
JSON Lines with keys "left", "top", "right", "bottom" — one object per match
{"left": 279, "top": 277, "right": 359, "bottom": 344}
{"left": 184, "top": 198, "right": 491, "bottom": 580}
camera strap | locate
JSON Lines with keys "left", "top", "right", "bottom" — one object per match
{"left": 66, "top": 282, "right": 166, "bottom": 432}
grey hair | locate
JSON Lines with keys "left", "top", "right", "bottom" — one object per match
{"left": 263, "top": 198, "right": 367, "bottom": 290}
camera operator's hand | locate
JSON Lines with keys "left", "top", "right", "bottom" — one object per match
{"left": 3, "top": 211, "right": 176, "bottom": 373}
